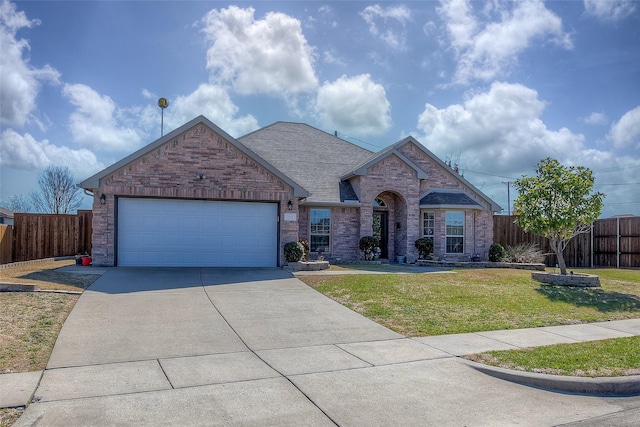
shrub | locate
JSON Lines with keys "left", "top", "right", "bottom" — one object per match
{"left": 284, "top": 241, "right": 305, "bottom": 262}
{"left": 414, "top": 237, "right": 434, "bottom": 259}
{"left": 359, "top": 236, "right": 377, "bottom": 260}
{"left": 488, "top": 243, "right": 506, "bottom": 262}
{"left": 505, "top": 243, "right": 546, "bottom": 264}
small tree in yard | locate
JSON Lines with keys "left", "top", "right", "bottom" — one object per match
{"left": 513, "top": 158, "right": 604, "bottom": 275}
{"left": 31, "top": 165, "right": 83, "bottom": 214}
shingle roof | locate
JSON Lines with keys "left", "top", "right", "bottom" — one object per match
{"left": 238, "top": 122, "right": 373, "bottom": 203}
{"left": 420, "top": 191, "right": 482, "bottom": 209}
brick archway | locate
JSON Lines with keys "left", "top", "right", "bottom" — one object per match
{"left": 373, "top": 191, "right": 407, "bottom": 260}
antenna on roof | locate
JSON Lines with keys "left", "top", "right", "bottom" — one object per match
{"left": 334, "top": 130, "right": 338, "bottom": 137}
{"left": 158, "top": 98, "right": 169, "bottom": 136}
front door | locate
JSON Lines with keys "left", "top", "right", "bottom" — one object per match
{"left": 372, "top": 211, "right": 388, "bottom": 259}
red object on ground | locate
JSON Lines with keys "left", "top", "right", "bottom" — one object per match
{"left": 81, "top": 257, "right": 91, "bottom": 266}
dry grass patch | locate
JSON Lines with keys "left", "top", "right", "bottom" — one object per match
{"left": 0, "top": 260, "right": 99, "bottom": 375}
{"left": 0, "top": 260, "right": 97, "bottom": 291}
{"left": 1, "top": 408, "right": 22, "bottom": 426}
{"left": 0, "top": 292, "right": 78, "bottom": 373}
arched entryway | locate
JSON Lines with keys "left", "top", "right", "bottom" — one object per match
{"left": 372, "top": 191, "right": 407, "bottom": 261}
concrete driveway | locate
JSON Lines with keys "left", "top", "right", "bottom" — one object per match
{"left": 15, "top": 268, "right": 640, "bottom": 426}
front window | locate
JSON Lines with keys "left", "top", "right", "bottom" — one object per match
{"left": 446, "top": 211, "right": 464, "bottom": 253}
{"left": 422, "top": 211, "right": 434, "bottom": 240}
{"left": 310, "top": 209, "right": 330, "bottom": 252}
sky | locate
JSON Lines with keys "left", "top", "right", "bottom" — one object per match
{"left": 1, "top": 0, "right": 639, "bottom": 217}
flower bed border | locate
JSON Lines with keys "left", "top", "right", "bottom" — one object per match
{"left": 284, "top": 261, "right": 330, "bottom": 272}
{"left": 415, "top": 260, "right": 545, "bottom": 271}
{"left": 531, "top": 271, "right": 601, "bottom": 287}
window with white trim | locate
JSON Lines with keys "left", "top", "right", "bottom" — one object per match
{"left": 445, "top": 211, "right": 464, "bottom": 253}
{"left": 422, "top": 211, "right": 435, "bottom": 240}
{"left": 310, "top": 209, "right": 331, "bottom": 252}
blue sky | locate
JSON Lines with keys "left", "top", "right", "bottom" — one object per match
{"left": 1, "top": 0, "right": 639, "bottom": 217}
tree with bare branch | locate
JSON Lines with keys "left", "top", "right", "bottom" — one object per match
{"left": 31, "top": 166, "right": 83, "bottom": 214}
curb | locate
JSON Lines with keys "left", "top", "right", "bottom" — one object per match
{"left": 462, "top": 359, "right": 640, "bottom": 396}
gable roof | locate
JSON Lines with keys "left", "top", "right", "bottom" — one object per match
{"left": 341, "top": 144, "right": 429, "bottom": 180}
{"left": 79, "top": 116, "right": 309, "bottom": 197}
{"left": 350, "top": 136, "right": 501, "bottom": 212}
{"left": 238, "top": 122, "right": 373, "bottom": 204}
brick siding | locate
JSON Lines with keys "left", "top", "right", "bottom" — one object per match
{"left": 91, "top": 124, "right": 295, "bottom": 266}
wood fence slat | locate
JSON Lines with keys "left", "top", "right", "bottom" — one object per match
{"left": 493, "top": 215, "right": 640, "bottom": 268}
{"left": 0, "top": 225, "right": 12, "bottom": 264}
{"left": 11, "top": 212, "right": 93, "bottom": 263}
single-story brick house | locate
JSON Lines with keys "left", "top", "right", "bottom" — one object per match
{"left": 80, "top": 115, "right": 501, "bottom": 267}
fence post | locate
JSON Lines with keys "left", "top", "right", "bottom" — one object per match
{"left": 617, "top": 217, "right": 620, "bottom": 269}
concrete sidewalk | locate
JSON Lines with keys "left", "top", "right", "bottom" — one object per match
{"left": 5, "top": 267, "right": 640, "bottom": 426}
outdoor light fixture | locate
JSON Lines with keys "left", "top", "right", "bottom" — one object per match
{"left": 197, "top": 173, "right": 206, "bottom": 180}
{"left": 287, "top": 200, "right": 293, "bottom": 210}
{"left": 100, "top": 194, "right": 106, "bottom": 205}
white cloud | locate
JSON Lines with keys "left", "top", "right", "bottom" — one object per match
{"left": 437, "top": 0, "right": 572, "bottom": 85}
{"left": 323, "top": 49, "right": 346, "bottom": 67}
{"left": 202, "top": 6, "right": 318, "bottom": 97}
{"left": 315, "top": 74, "right": 391, "bottom": 137}
{"left": 360, "top": 4, "right": 412, "bottom": 50}
{"left": 416, "top": 81, "right": 605, "bottom": 174}
{"left": 0, "top": 128, "right": 104, "bottom": 178}
{"left": 582, "top": 112, "right": 609, "bottom": 125}
{"left": 584, "top": 0, "right": 636, "bottom": 21}
{"left": 0, "top": 0, "right": 60, "bottom": 127}
{"left": 141, "top": 88, "right": 156, "bottom": 100}
{"left": 608, "top": 106, "right": 640, "bottom": 149}
{"left": 436, "top": 0, "right": 477, "bottom": 51}
{"left": 415, "top": 81, "right": 640, "bottom": 217}
{"left": 62, "top": 83, "right": 145, "bottom": 152}
{"left": 164, "top": 83, "right": 259, "bottom": 138}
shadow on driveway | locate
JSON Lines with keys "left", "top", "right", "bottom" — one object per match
{"left": 87, "top": 267, "right": 294, "bottom": 294}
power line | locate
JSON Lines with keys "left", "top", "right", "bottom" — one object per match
{"left": 594, "top": 163, "right": 640, "bottom": 173}
{"left": 598, "top": 183, "right": 640, "bottom": 186}
{"left": 462, "top": 169, "right": 518, "bottom": 180}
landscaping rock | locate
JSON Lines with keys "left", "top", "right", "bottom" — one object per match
{"left": 531, "top": 271, "right": 601, "bottom": 287}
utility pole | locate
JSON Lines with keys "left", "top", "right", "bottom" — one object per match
{"left": 158, "top": 98, "right": 169, "bottom": 137}
{"left": 502, "top": 181, "right": 511, "bottom": 216}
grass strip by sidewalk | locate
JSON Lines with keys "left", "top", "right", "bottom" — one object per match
{"left": 465, "top": 336, "right": 640, "bottom": 377}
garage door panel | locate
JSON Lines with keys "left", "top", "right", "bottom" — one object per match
{"left": 117, "top": 198, "right": 277, "bottom": 267}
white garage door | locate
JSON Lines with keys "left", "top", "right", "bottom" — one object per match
{"left": 117, "top": 198, "right": 278, "bottom": 267}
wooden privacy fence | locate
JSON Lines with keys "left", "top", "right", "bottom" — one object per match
{"left": 0, "top": 225, "right": 12, "bottom": 264}
{"left": 5, "top": 211, "right": 92, "bottom": 263}
{"left": 494, "top": 215, "right": 640, "bottom": 269}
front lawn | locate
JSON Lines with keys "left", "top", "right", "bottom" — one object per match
{"left": 299, "top": 268, "right": 640, "bottom": 336}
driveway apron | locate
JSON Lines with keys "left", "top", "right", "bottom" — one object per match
{"left": 16, "top": 267, "right": 640, "bottom": 426}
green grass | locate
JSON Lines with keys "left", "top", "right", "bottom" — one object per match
{"left": 465, "top": 336, "right": 640, "bottom": 377}
{"left": 299, "top": 268, "right": 640, "bottom": 336}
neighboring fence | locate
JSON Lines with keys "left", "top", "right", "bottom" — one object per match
{"left": 7, "top": 211, "right": 92, "bottom": 263}
{"left": 494, "top": 215, "right": 640, "bottom": 269}
{"left": 0, "top": 225, "right": 12, "bottom": 264}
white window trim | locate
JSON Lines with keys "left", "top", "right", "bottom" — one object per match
{"left": 422, "top": 210, "right": 435, "bottom": 239}
{"left": 445, "top": 211, "right": 464, "bottom": 254}
{"left": 309, "top": 208, "right": 331, "bottom": 253}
